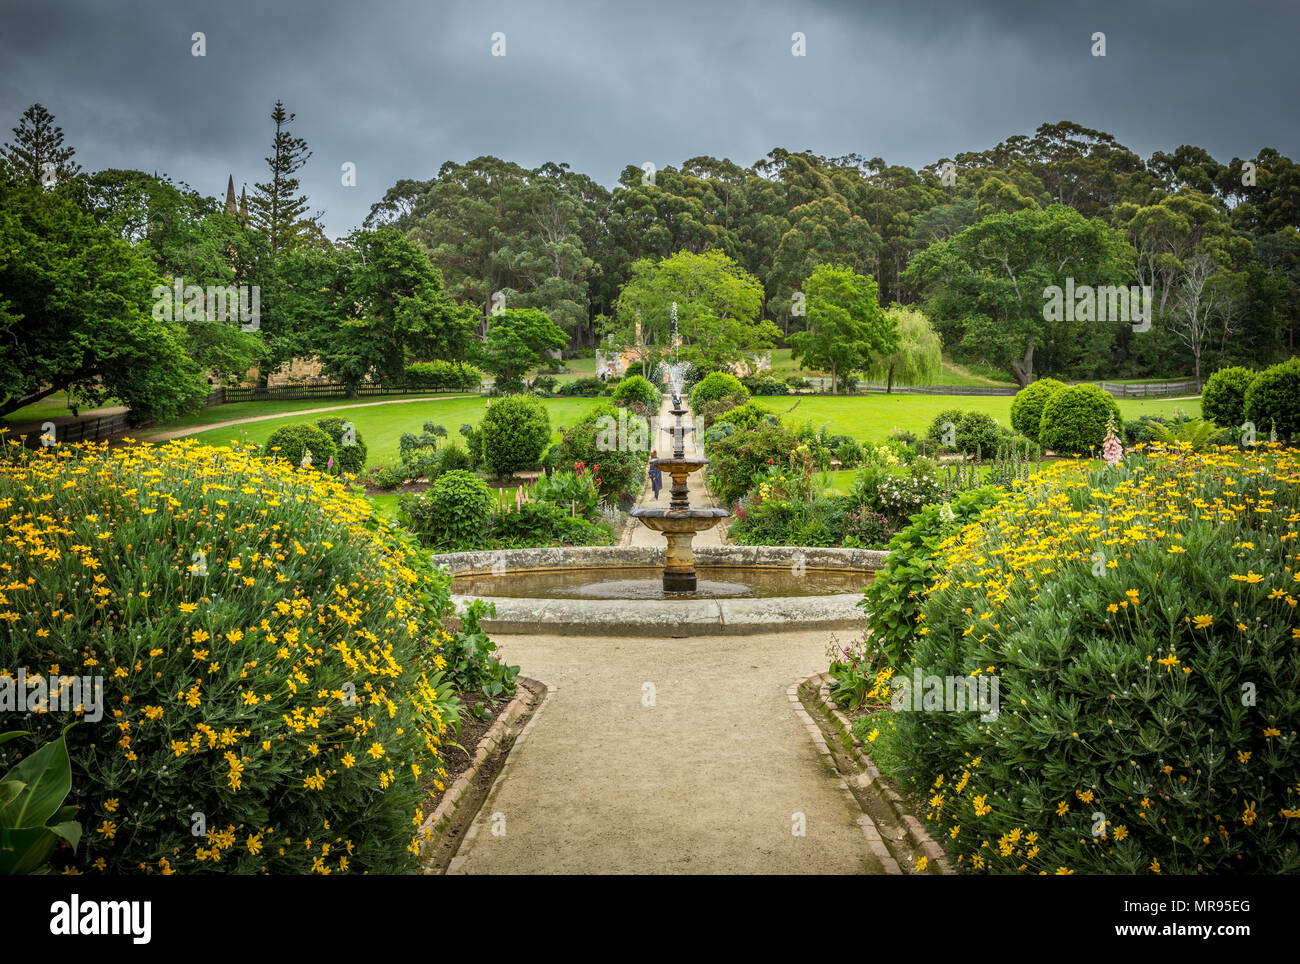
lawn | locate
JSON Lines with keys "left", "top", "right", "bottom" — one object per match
{"left": 135, "top": 393, "right": 472, "bottom": 437}
{"left": 2, "top": 392, "right": 122, "bottom": 425}
{"left": 179, "top": 396, "right": 605, "bottom": 465}
{"left": 771, "top": 393, "right": 1201, "bottom": 444}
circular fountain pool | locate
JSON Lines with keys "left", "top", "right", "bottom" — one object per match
{"left": 434, "top": 546, "right": 887, "bottom": 636}
{"left": 453, "top": 565, "right": 871, "bottom": 600}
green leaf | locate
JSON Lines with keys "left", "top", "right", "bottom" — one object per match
{"left": 0, "top": 780, "right": 25, "bottom": 810}
{"left": 0, "top": 728, "right": 72, "bottom": 830}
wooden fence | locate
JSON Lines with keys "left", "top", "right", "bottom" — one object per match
{"left": 1096, "top": 380, "right": 1201, "bottom": 397}
{"left": 215, "top": 382, "right": 478, "bottom": 404}
{"left": 7, "top": 410, "right": 146, "bottom": 449}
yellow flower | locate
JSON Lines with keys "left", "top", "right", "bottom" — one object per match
{"left": 1056, "top": 800, "right": 1070, "bottom": 817}
{"left": 1149, "top": 858, "right": 1161, "bottom": 873}
{"left": 1192, "top": 614, "right": 1212, "bottom": 629}
{"left": 1242, "top": 801, "right": 1258, "bottom": 826}
{"left": 915, "top": 856, "right": 928, "bottom": 873}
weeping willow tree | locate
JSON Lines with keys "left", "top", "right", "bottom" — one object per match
{"left": 864, "top": 306, "right": 942, "bottom": 392}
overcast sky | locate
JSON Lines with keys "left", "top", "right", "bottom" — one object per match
{"left": 2, "top": 0, "right": 1296, "bottom": 237}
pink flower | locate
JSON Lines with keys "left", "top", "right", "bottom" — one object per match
{"left": 1102, "top": 418, "right": 1123, "bottom": 467}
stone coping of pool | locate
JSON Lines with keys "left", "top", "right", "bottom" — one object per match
{"left": 432, "top": 544, "right": 889, "bottom": 576}
{"left": 435, "top": 545, "right": 886, "bottom": 636}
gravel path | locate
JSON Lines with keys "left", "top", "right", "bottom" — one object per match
{"left": 450, "top": 397, "right": 884, "bottom": 874}
{"left": 447, "top": 629, "right": 886, "bottom": 874}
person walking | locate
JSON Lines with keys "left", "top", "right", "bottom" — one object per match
{"left": 648, "top": 451, "right": 663, "bottom": 501}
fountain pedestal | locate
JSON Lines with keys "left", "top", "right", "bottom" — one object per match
{"left": 629, "top": 405, "right": 728, "bottom": 593}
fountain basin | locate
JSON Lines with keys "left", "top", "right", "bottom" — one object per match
{"left": 434, "top": 545, "right": 887, "bottom": 636}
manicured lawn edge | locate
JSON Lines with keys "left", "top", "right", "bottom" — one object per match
{"left": 797, "top": 672, "right": 954, "bottom": 875}
{"left": 418, "top": 677, "right": 550, "bottom": 874}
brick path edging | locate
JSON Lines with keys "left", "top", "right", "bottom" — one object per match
{"left": 796, "top": 672, "right": 956, "bottom": 875}
{"left": 418, "top": 676, "right": 550, "bottom": 874}
{"left": 786, "top": 680, "right": 901, "bottom": 874}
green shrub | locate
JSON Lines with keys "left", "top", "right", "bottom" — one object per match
{"left": 1038, "top": 383, "right": 1122, "bottom": 455}
{"left": 368, "top": 464, "right": 404, "bottom": 490}
{"left": 480, "top": 395, "right": 551, "bottom": 476}
{"left": 1243, "top": 357, "right": 1300, "bottom": 443}
{"left": 398, "top": 422, "right": 448, "bottom": 480}
{"left": 729, "top": 495, "right": 851, "bottom": 547}
{"left": 264, "top": 423, "right": 337, "bottom": 470}
{"left": 435, "top": 443, "right": 474, "bottom": 475}
{"left": 713, "top": 400, "right": 776, "bottom": 433}
{"left": 399, "top": 470, "right": 493, "bottom": 550}
{"left": 545, "top": 402, "right": 648, "bottom": 503}
{"left": 530, "top": 374, "right": 558, "bottom": 395}
{"left": 557, "top": 376, "right": 605, "bottom": 397}
{"left": 954, "top": 411, "right": 1005, "bottom": 457}
{"left": 1201, "top": 367, "right": 1256, "bottom": 431}
{"left": 458, "top": 423, "right": 483, "bottom": 470}
{"left": 403, "top": 360, "right": 484, "bottom": 392}
{"left": 835, "top": 439, "right": 864, "bottom": 468}
{"left": 1010, "top": 378, "right": 1066, "bottom": 443}
{"left": 690, "top": 371, "right": 748, "bottom": 410}
{"left": 697, "top": 393, "right": 750, "bottom": 429}
{"left": 925, "top": 408, "right": 966, "bottom": 449}
{"left": 611, "top": 374, "right": 661, "bottom": 415}
{"left": 316, "top": 417, "right": 367, "bottom": 476}
{"left": 0, "top": 441, "right": 460, "bottom": 874}
{"left": 704, "top": 418, "right": 800, "bottom": 506}
{"left": 892, "top": 449, "right": 1300, "bottom": 874}
{"left": 859, "top": 487, "right": 1001, "bottom": 666}
{"left": 532, "top": 467, "right": 599, "bottom": 517}
{"left": 741, "top": 374, "right": 789, "bottom": 396}
{"left": 489, "top": 501, "right": 610, "bottom": 548}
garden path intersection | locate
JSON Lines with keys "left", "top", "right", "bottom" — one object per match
{"left": 450, "top": 397, "right": 886, "bottom": 874}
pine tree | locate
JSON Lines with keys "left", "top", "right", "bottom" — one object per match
{"left": 1, "top": 103, "right": 81, "bottom": 187}
{"left": 248, "top": 101, "right": 316, "bottom": 253}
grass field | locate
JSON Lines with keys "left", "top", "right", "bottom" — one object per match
{"left": 771, "top": 393, "right": 1200, "bottom": 444}
{"left": 2, "top": 392, "right": 122, "bottom": 425}
{"left": 135, "top": 393, "right": 476, "bottom": 437}
{"left": 182, "top": 396, "right": 604, "bottom": 465}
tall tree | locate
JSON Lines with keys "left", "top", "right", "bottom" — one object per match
{"left": 905, "top": 205, "right": 1133, "bottom": 386}
{"left": 305, "top": 227, "right": 477, "bottom": 397}
{"left": 480, "top": 307, "right": 569, "bottom": 388}
{"left": 1, "top": 104, "right": 81, "bottom": 187}
{"left": 0, "top": 178, "right": 207, "bottom": 420}
{"left": 788, "top": 264, "right": 896, "bottom": 394}
{"left": 610, "top": 249, "right": 774, "bottom": 373}
{"left": 863, "top": 306, "right": 942, "bottom": 392}
{"left": 248, "top": 101, "right": 318, "bottom": 254}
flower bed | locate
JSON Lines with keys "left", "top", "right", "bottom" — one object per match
{"left": 0, "top": 439, "right": 464, "bottom": 874}
{"left": 861, "top": 443, "right": 1300, "bottom": 874}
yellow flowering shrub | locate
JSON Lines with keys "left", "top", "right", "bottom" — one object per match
{"left": 888, "top": 443, "right": 1300, "bottom": 874}
{"left": 0, "top": 439, "right": 459, "bottom": 873}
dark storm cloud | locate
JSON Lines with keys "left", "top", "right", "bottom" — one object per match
{"left": 2, "top": 0, "right": 1296, "bottom": 236}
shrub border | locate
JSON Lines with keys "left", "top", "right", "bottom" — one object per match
{"left": 797, "top": 671, "right": 955, "bottom": 875}
{"left": 418, "top": 676, "right": 551, "bottom": 874}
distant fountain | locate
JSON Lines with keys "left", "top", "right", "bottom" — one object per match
{"left": 629, "top": 400, "right": 728, "bottom": 592}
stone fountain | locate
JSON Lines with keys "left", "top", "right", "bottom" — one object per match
{"left": 629, "top": 403, "right": 728, "bottom": 592}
